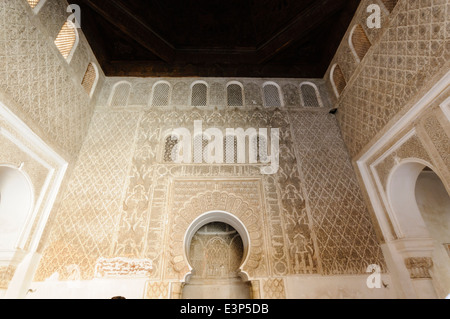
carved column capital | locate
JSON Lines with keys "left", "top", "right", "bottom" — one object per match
{"left": 404, "top": 257, "right": 433, "bottom": 279}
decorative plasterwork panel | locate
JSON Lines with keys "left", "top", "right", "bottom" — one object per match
{"left": 369, "top": 99, "right": 450, "bottom": 197}
{"left": 422, "top": 114, "right": 450, "bottom": 171}
{"left": 289, "top": 110, "right": 385, "bottom": 275}
{"left": 262, "top": 278, "right": 286, "bottom": 299}
{"left": 34, "top": 111, "right": 140, "bottom": 281}
{"left": 167, "top": 188, "right": 265, "bottom": 280}
{"left": 355, "top": 71, "right": 449, "bottom": 247}
{"left": 112, "top": 108, "right": 318, "bottom": 281}
{"left": 97, "top": 77, "right": 327, "bottom": 110}
{"left": 0, "top": 0, "right": 96, "bottom": 157}
{"left": 36, "top": 88, "right": 386, "bottom": 283}
{"left": 94, "top": 257, "right": 153, "bottom": 278}
{"left": 0, "top": 266, "right": 15, "bottom": 290}
{"left": 373, "top": 131, "right": 432, "bottom": 190}
{"left": 326, "top": 0, "right": 450, "bottom": 158}
{"left": 144, "top": 281, "right": 170, "bottom": 299}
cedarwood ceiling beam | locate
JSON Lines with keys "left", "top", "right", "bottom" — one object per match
{"left": 76, "top": 0, "right": 176, "bottom": 63}
{"left": 254, "top": 0, "right": 347, "bottom": 64}
{"left": 103, "top": 60, "right": 321, "bottom": 78}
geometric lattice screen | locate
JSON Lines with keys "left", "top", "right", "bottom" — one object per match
{"left": 110, "top": 82, "right": 131, "bottom": 107}
{"left": 164, "top": 135, "right": 179, "bottom": 162}
{"left": 81, "top": 63, "right": 97, "bottom": 96}
{"left": 27, "top": 0, "right": 40, "bottom": 8}
{"left": 263, "top": 84, "right": 281, "bottom": 107}
{"left": 351, "top": 24, "right": 371, "bottom": 62}
{"left": 332, "top": 65, "right": 347, "bottom": 96}
{"left": 301, "top": 84, "right": 320, "bottom": 107}
{"left": 152, "top": 82, "right": 170, "bottom": 106}
{"left": 191, "top": 83, "right": 208, "bottom": 106}
{"left": 54, "top": 22, "right": 77, "bottom": 59}
{"left": 224, "top": 135, "right": 237, "bottom": 163}
{"left": 250, "top": 135, "right": 268, "bottom": 163}
{"left": 193, "top": 135, "right": 208, "bottom": 163}
{"left": 227, "top": 84, "right": 243, "bottom": 106}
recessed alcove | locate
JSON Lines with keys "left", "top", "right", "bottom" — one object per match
{"left": 0, "top": 165, "right": 34, "bottom": 250}
{"left": 182, "top": 221, "right": 252, "bottom": 299}
{"left": 415, "top": 167, "right": 450, "bottom": 297}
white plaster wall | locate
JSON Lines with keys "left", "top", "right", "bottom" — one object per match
{"left": 182, "top": 278, "right": 251, "bottom": 299}
{"left": 26, "top": 278, "right": 148, "bottom": 299}
{"left": 415, "top": 171, "right": 450, "bottom": 299}
{"left": 285, "top": 274, "right": 397, "bottom": 299}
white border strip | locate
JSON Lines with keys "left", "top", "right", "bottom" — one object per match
{"left": 0, "top": 102, "right": 68, "bottom": 253}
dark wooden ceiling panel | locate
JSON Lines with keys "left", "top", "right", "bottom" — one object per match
{"left": 71, "top": 0, "right": 361, "bottom": 77}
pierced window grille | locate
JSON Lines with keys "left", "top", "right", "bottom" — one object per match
{"left": 350, "top": 24, "right": 371, "bottom": 62}
{"left": 164, "top": 135, "right": 179, "bottom": 163}
{"left": 110, "top": 82, "right": 131, "bottom": 107}
{"left": 81, "top": 63, "right": 97, "bottom": 96}
{"left": 224, "top": 135, "right": 238, "bottom": 164}
{"left": 54, "top": 22, "right": 77, "bottom": 59}
{"left": 191, "top": 83, "right": 207, "bottom": 106}
{"left": 258, "top": 135, "right": 269, "bottom": 163}
{"left": 263, "top": 84, "right": 281, "bottom": 107}
{"left": 152, "top": 83, "right": 170, "bottom": 106}
{"left": 301, "top": 84, "right": 320, "bottom": 107}
{"left": 193, "top": 135, "right": 208, "bottom": 163}
{"left": 250, "top": 135, "right": 269, "bottom": 163}
{"left": 227, "top": 84, "right": 243, "bottom": 106}
{"left": 27, "top": 0, "right": 40, "bottom": 8}
{"left": 332, "top": 65, "right": 347, "bottom": 96}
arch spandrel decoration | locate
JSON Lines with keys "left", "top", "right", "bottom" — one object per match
{"left": 169, "top": 191, "right": 263, "bottom": 281}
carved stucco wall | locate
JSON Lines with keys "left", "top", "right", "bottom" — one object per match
{"left": 289, "top": 111, "right": 386, "bottom": 274}
{"left": 0, "top": 0, "right": 104, "bottom": 290}
{"left": 362, "top": 88, "right": 450, "bottom": 298}
{"left": 0, "top": 0, "right": 104, "bottom": 160}
{"left": 368, "top": 89, "right": 450, "bottom": 219}
{"left": 321, "top": 0, "right": 450, "bottom": 299}
{"left": 34, "top": 77, "right": 385, "bottom": 297}
{"left": 324, "top": 0, "right": 450, "bottom": 159}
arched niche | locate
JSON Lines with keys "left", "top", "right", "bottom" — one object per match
{"left": 182, "top": 219, "right": 252, "bottom": 299}
{"left": 386, "top": 159, "right": 446, "bottom": 239}
{"left": 184, "top": 211, "right": 250, "bottom": 278}
{"left": 330, "top": 64, "right": 346, "bottom": 98}
{"left": 349, "top": 24, "right": 371, "bottom": 63}
{"left": 151, "top": 81, "right": 171, "bottom": 107}
{"left": 108, "top": 81, "right": 132, "bottom": 107}
{"left": 0, "top": 165, "right": 34, "bottom": 250}
{"left": 414, "top": 166, "right": 450, "bottom": 297}
{"left": 54, "top": 21, "right": 79, "bottom": 63}
{"left": 81, "top": 62, "right": 99, "bottom": 98}
{"left": 169, "top": 191, "right": 263, "bottom": 282}
{"left": 226, "top": 81, "right": 244, "bottom": 107}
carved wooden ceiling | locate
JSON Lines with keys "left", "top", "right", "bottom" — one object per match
{"left": 71, "top": 0, "right": 361, "bottom": 78}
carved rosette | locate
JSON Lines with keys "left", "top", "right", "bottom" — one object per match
{"left": 169, "top": 191, "right": 263, "bottom": 280}
{"left": 404, "top": 257, "right": 433, "bottom": 279}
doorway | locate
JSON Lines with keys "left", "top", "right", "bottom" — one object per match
{"left": 181, "top": 222, "right": 252, "bottom": 299}
{"left": 415, "top": 167, "right": 450, "bottom": 297}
